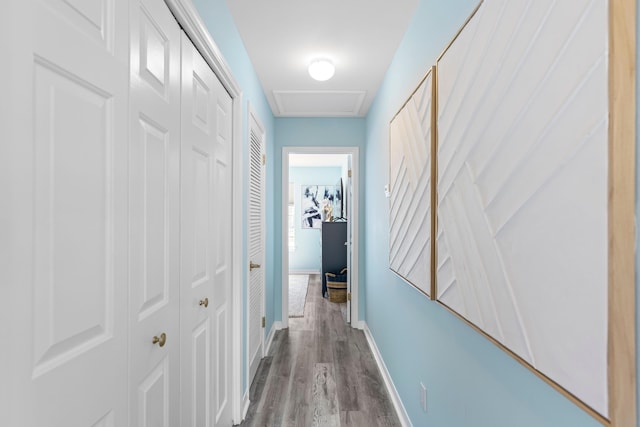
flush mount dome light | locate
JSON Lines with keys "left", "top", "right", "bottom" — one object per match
{"left": 308, "top": 59, "right": 335, "bottom": 81}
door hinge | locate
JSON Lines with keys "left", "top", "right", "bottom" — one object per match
{"left": 347, "top": 292, "right": 352, "bottom": 301}
{"left": 261, "top": 316, "right": 266, "bottom": 328}
{"left": 262, "top": 154, "right": 266, "bottom": 165}
{"left": 348, "top": 169, "right": 352, "bottom": 178}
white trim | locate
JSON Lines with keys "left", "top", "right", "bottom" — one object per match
{"left": 363, "top": 323, "right": 412, "bottom": 427}
{"left": 281, "top": 150, "right": 290, "bottom": 327}
{"left": 350, "top": 319, "right": 365, "bottom": 330}
{"left": 350, "top": 148, "right": 360, "bottom": 326}
{"left": 164, "top": 1, "right": 245, "bottom": 424}
{"left": 265, "top": 321, "right": 283, "bottom": 356}
{"left": 288, "top": 269, "right": 321, "bottom": 275}
{"left": 230, "top": 94, "right": 244, "bottom": 426}
{"left": 164, "top": 0, "right": 240, "bottom": 97}
{"left": 282, "top": 147, "right": 360, "bottom": 328}
{"left": 242, "top": 390, "right": 250, "bottom": 420}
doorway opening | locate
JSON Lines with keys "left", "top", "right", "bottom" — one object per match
{"left": 281, "top": 147, "right": 360, "bottom": 329}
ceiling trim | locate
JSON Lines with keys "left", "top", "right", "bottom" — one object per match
{"left": 273, "top": 90, "right": 366, "bottom": 117}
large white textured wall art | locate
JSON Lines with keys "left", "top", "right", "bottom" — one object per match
{"left": 436, "top": 0, "right": 608, "bottom": 419}
{"left": 389, "top": 70, "right": 433, "bottom": 297}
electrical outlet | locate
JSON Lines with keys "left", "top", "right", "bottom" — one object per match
{"left": 420, "top": 382, "right": 427, "bottom": 412}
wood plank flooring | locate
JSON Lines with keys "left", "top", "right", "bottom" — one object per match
{"left": 238, "top": 274, "right": 401, "bottom": 427}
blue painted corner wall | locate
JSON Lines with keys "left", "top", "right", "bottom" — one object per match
{"left": 274, "top": 118, "right": 367, "bottom": 320}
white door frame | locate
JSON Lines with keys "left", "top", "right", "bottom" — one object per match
{"left": 282, "top": 146, "right": 361, "bottom": 329}
{"left": 164, "top": 1, "right": 244, "bottom": 423}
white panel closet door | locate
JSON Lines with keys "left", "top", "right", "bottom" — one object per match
{"left": 247, "top": 109, "right": 266, "bottom": 385}
{"left": 129, "top": 0, "right": 181, "bottom": 425}
{"left": 180, "top": 33, "right": 234, "bottom": 427}
{"left": 1, "top": 0, "right": 129, "bottom": 425}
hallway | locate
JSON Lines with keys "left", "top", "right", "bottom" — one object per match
{"left": 240, "top": 275, "right": 401, "bottom": 426}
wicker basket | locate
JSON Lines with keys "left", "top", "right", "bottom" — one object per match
{"left": 325, "top": 268, "right": 348, "bottom": 303}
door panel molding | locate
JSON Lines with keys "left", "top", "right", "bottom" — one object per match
{"left": 129, "top": 0, "right": 181, "bottom": 425}
{"left": 165, "top": 1, "right": 244, "bottom": 423}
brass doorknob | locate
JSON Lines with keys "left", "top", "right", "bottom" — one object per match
{"left": 249, "top": 261, "right": 261, "bottom": 271}
{"left": 152, "top": 333, "right": 167, "bottom": 347}
{"left": 199, "top": 298, "right": 209, "bottom": 308}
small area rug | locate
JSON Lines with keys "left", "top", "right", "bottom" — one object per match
{"left": 289, "top": 274, "right": 310, "bottom": 317}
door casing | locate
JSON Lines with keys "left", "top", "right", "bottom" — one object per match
{"left": 281, "top": 146, "right": 361, "bottom": 330}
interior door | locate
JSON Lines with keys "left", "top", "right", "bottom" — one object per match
{"left": 180, "top": 33, "right": 234, "bottom": 427}
{"left": 1, "top": 0, "right": 129, "bottom": 425}
{"left": 247, "top": 109, "right": 266, "bottom": 385}
{"left": 129, "top": 0, "right": 181, "bottom": 425}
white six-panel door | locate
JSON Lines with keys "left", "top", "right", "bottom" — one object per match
{"left": 1, "top": 0, "right": 130, "bottom": 425}
{"left": 129, "top": 0, "right": 181, "bottom": 425}
{"left": 180, "top": 33, "right": 234, "bottom": 427}
{"left": 1, "top": 1, "right": 238, "bottom": 426}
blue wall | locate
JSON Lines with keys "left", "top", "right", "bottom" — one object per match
{"left": 274, "top": 118, "right": 366, "bottom": 320}
{"left": 363, "top": 0, "right": 612, "bottom": 426}
{"left": 194, "top": 0, "right": 640, "bottom": 424}
{"left": 192, "top": 0, "right": 275, "bottom": 395}
{"left": 289, "top": 167, "right": 343, "bottom": 272}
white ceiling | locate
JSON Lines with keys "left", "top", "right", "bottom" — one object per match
{"left": 226, "top": 0, "right": 419, "bottom": 117}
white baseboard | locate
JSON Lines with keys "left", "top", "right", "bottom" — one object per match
{"left": 363, "top": 323, "right": 412, "bottom": 427}
{"left": 242, "top": 389, "right": 250, "bottom": 419}
{"left": 288, "top": 269, "right": 321, "bottom": 275}
{"left": 265, "top": 321, "right": 283, "bottom": 355}
{"left": 350, "top": 319, "right": 365, "bottom": 330}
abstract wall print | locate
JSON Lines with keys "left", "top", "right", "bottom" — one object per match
{"left": 302, "top": 185, "right": 338, "bottom": 228}
{"left": 435, "top": 0, "right": 610, "bottom": 420}
{"left": 388, "top": 68, "right": 434, "bottom": 297}
{"left": 333, "top": 178, "right": 344, "bottom": 220}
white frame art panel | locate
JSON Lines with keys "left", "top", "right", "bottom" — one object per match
{"left": 388, "top": 68, "right": 436, "bottom": 298}
{"left": 431, "top": 0, "right": 636, "bottom": 425}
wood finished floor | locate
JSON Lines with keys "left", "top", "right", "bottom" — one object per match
{"left": 238, "top": 274, "right": 401, "bottom": 427}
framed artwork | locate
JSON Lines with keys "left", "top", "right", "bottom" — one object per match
{"left": 429, "top": 0, "right": 636, "bottom": 425}
{"left": 334, "top": 178, "right": 344, "bottom": 220}
{"left": 388, "top": 68, "right": 435, "bottom": 298}
{"left": 301, "top": 184, "right": 338, "bottom": 228}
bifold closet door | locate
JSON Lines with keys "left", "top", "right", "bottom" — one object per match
{"left": 180, "top": 33, "right": 234, "bottom": 427}
{"left": 1, "top": 0, "right": 129, "bottom": 425}
{"left": 128, "top": 0, "right": 181, "bottom": 425}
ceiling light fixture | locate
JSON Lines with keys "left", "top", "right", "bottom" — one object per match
{"left": 308, "top": 58, "right": 335, "bottom": 81}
